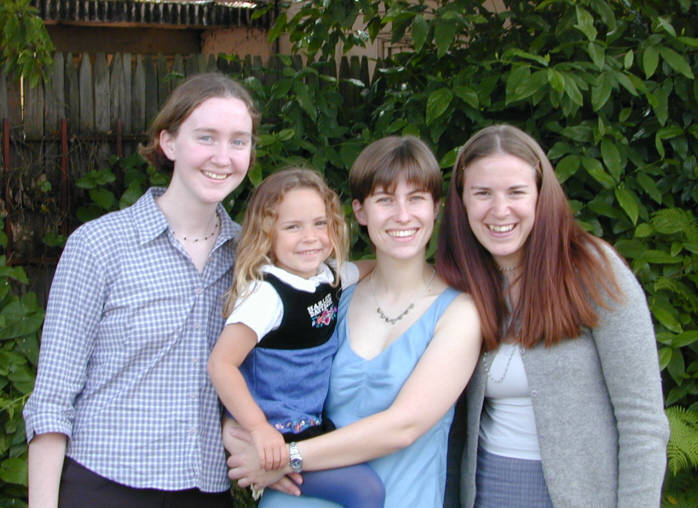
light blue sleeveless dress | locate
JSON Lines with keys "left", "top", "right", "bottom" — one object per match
{"left": 260, "top": 285, "right": 461, "bottom": 508}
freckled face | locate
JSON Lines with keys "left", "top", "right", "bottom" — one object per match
{"left": 160, "top": 96, "right": 253, "bottom": 206}
{"left": 462, "top": 154, "right": 538, "bottom": 268}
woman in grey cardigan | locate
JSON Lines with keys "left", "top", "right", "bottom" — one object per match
{"left": 436, "top": 125, "right": 669, "bottom": 507}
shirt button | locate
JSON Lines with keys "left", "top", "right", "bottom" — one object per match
{"left": 195, "top": 287, "right": 203, "bottom": 295}
{"left": 531, "top": 390, "right": 538, "bottom": 396}
{"left": 189, "top": 427, "right": 197, "bottom": 435}
{"left": 194, "top": 322, "right": 200, "bottom": 329}
{"left": 190, "top": 392, "right": 197, "bottom": 400}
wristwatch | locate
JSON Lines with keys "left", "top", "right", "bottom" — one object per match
{"left": 288, "top": 441, "right": 303, "bottom": 473}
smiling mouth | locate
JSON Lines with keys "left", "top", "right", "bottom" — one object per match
{"left": 202, "top": 170, "right": 229, "bottom": 180}
{"left": 297, "top": 248, "right": 322, "bottom": 255}
{"left": 388, "top": 228, "right": 418, "bottom": 238}
{"left": 488, "top": 224, "right": 515, "bottom": 233}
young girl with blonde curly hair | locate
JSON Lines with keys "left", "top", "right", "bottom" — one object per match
{"left": 208, "top": 168, "right": 383, "bottom": 507}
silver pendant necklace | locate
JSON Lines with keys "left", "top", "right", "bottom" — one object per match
{"left": 371, "top": 268, "right": 436, "bottom": 325}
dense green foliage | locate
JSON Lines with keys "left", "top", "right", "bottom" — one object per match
{"left": 0, "top": 0, "right": 53, "bottom": 86}
{"left": 0, "top": 220, "right": 43, "bottom": 506}
{"left": 259, "top": 0, "right": 698, "bottom": 415}
{"left": 1, "top": 0, "right": 697, "bottom": 505}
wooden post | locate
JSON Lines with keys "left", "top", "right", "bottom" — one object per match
{"left": 79, "top": 53, "right": 94, "bottom": 133}
{"left": 144, "top": 54, "right": 158, "bottom": 127}
{"left": 66, "top": 53, "right": 80, "bottom": 132}
{"left": 132, "top": 55, "right": 146, "bottom": 134}
{"left": 94, "top": 53, "right": 110, "bottom": 134}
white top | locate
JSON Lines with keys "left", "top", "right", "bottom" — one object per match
{"left": 479, "top": 343, "right": 541, "bottom": 460}
{"left": 225, "top": 261, "right": 359, "bottom": 342}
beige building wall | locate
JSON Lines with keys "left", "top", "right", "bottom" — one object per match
{"left": 201, "top": 27, "right": 273, "bottom": 58}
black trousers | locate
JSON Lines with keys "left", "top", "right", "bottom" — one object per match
{"left": 58, "top": 457, "right": 234, "bottom": 508}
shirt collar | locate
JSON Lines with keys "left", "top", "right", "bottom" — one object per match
{"left": 131, "top": 188, "right": 240, "bottom": 246}
{"left": 261, "top": 263, "right": 335, "bottom": 292}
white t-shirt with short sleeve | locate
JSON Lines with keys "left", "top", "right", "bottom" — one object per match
{"left": 225, "top": 261, "right": 359, "bottom": 342}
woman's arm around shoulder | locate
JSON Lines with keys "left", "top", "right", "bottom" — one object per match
{"left": 296, "top": 291, "right": 481, "bottom": 472}
{"left": 592, "top": 244, "right": 669, "bottom": 507}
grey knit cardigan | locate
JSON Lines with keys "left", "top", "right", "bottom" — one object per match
{"left": 446, "top": 245, "right": 669, "bottom": 508}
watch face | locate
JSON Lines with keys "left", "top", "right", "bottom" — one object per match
{"left": 290, "top": 457, "right": 302, "bottom": 472}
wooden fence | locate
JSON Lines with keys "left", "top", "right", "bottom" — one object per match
{"left": 0, "top": 52, "right": 372, "bottom": 299}
{"left": 0, "top": 51, "right": 372, "bottom": 141}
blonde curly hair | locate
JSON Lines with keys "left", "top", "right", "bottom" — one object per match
{"left": 223, "top": 168, "right": 349, "bottom": 317}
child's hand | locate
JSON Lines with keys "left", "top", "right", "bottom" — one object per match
{"left": 249, "top": 423, "right": 288, "bottom": 471}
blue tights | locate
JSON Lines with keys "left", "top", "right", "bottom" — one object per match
{"left": 299, "top": 463, "right": 385, "bottom": 508}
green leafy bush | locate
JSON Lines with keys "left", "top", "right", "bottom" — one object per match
{"left": 0, "top": 0, "right": 53, "bottom": 86}
{"left": 0, "top": 217, "right": 43, "bottom": 507}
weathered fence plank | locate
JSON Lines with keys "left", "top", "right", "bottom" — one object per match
{"left": 144, "top": 55, "right": 158, "bottom": 127}
{"left": 79, "top": 53, "right": 94, "bottom": 132}
{"left": 207, "top": 53, "right": 218, "bottom": 72}
{"left": 172, "top": 54, "right": 185, "bottom": 90}
{"left": 157, "top": 54, "right": 169, "bottom": 109}
{"left": 185, "top": 53, "right": 200, "bottom": 77}
{"left": 120, "top": 53, "right": 132, "bottom": 133}
{"left": 94, "top": 53, "right": 110, "bottom": 133}
{"left": 132, "top": 55, "right": 146, "bottom": 134}
{"left": 46, "top": 53, "right": 66, "bottom": 134}
{"left": 109, "top": 53, "right": 122, "bottom": 132}
{"left": 338, "top": 56, "right": 352, "bottom": 109}
{"left": 65, "top": 53, "right": 80, "bottom": 132}
{"left": 25, "top": 78, "right": 45, "bottom": 138}
{"left": 4, "top": 51, "right": 378, "bottom": 139}
{"left": 2, "top": 71, "right": 22, "bottom": 126}
{"left": 359, "top": 56, "right": 370, "bottom": 87}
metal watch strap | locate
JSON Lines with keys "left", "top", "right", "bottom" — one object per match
{"left": 288, "top": 441, "right": 303, "bottom": 473}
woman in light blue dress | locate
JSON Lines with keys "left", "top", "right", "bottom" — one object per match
{"left": 224, "top": 136, "right": 482, "bottom": 507}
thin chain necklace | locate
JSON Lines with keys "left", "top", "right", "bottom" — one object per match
{"left": 371, "top": 268, "right": 436, "bottom": 325}
{"left": 173, "top": 214, "right": 220, "bottom": 243}
{"left": 485, "top": 343, "right": 518, "bottom": 384}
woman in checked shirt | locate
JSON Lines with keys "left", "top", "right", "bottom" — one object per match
{"left": 24, "top": 73, "right": 257, "bottom": 507}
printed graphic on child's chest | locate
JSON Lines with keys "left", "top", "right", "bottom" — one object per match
{"left": 307, "top": 292, "right": 338, "bottom": 328}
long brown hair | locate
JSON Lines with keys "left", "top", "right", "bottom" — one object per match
{"left": 139, "top": 73, "right": 260, "bottom": 172}
{"left": 223, "top": 168, "right": 349, "bottom": 317}
{"left": 436, "top": 125, "right": 621, "bottom": 350}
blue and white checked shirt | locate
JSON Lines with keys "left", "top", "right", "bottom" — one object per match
{"left": 23, "top": 188, "right": 240, "bottom": 492}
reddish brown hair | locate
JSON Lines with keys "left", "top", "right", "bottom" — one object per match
{"left": 436, "top": 125, "right": 621, "bottom": 350}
